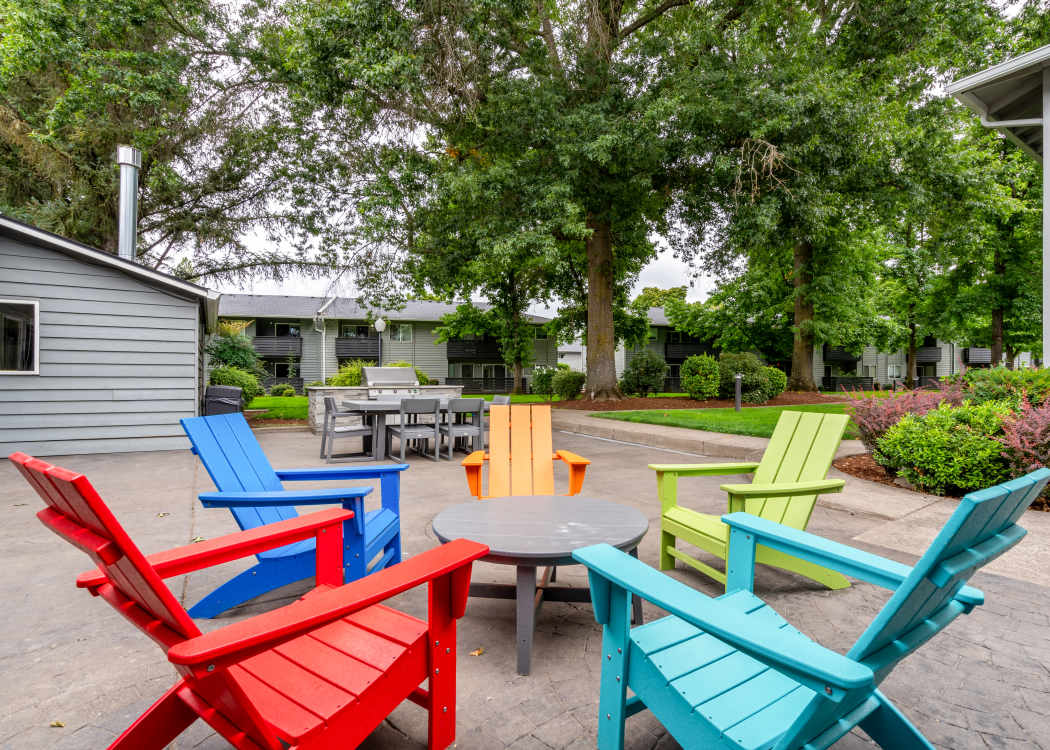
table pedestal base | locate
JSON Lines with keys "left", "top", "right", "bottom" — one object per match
{"left": 468, "top": 549, "right": 644, "bottom": 675}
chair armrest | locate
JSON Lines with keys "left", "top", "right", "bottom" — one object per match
{"left": 721, "top": 513, "right": 984, "bottom": 606}
{"left": 462, "top": 451, "right": 487, "bottom": 466}
{"left": 198, "top": 486, "right": 372, "bottom": 507}
{"left": 462, "top": 451, "right": 487, "bottom": 498}
{"left": 572, "top": 544, "right": 873, "bottom": 695}
{"left": 649, "top": 462, "right": 760, "bottom": 477}
{"left": 275, "top": 465, "right": 408, "bottom": 481}
{"left": 168, "top": 539, "right": 490, "bottom": 674}
{"left": 719, "top": 479, "right": 845, "bottom": 498}
{"left": 77, "top": 508, "right": 353, "bottom": 590}
{"left": 555, "top": 450, "right": 590, "bottom": 466}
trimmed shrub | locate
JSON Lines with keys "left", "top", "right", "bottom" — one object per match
{"left": 762, "top": 366, "right": 787, "bottom": 401}
{"left": 847, "top": 382, "right": 965, "bottom": 452}
{"left": 553, "top": 369, "right": 586, "bottom": 401}
{"left": 329, "top": 359, "right": 374, "bottom": 386}
{"left": 953, "top": 366, "right": 1050, "bottom": 407}
{"left": 532, "top": 367, "right": 558, "bottom": 397}
{"left": 620, "top": 350, "right": 667, "bottom": 396}
{"left": 717, "top": 352, "right": 770, "bottom": 403}
{"left": 680, "top": 354, "right": 719, "bottom": 400}
{"left": 209, "top": 366, "right": 262, "bottom": 402}
{"left": 269, "top": 383, "right": 296, "bottom": 397}
{"left": 206, "top": 332, "right": 262, "bottom": 373}
{"left": 875, "top": 400, "right": 1013, "bottom": 495}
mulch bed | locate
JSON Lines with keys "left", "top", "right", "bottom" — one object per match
{"left": 834, "top": 452, "right": 1050, "bottom": 512}
{"left": 246, "top": 417, "right": 309, "bottom": 427}
{"left": 553, "top": 390, "right": 849, "bottom": 411}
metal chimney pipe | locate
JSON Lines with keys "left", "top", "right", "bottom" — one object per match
{"left": 116, "top": 145, "right": 142, "bottom": 261}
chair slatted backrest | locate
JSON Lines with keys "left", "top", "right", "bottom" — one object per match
{"left": 10, "top": 452, "right": 202, "bottom": 642}
{"left": 9, "top": 452, "right": 282, "bottom": 750}
{"left": 776, "top": 468, "right": 1050, "bottom": 749}
{"left": 487, "top": 404, "right": 556, "bottom": 497}
{"left": 849, "top": 468, "right": 1050, "bottom": 682}
{"left": 747, "top": 411, "right": 850, "bottom": 528}
{"left": 180, "top": 414, "right": 294, "bottom": 532}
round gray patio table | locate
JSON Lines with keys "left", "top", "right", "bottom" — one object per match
{"left": 432, "top": 495, "right": 649, "bottom": 675}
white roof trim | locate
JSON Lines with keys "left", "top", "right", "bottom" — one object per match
{"left": 948, "top": 44, "right": 1050, "bottom": 96}
{"left": 0, "top": 215, "right": 210, "bottom": 300}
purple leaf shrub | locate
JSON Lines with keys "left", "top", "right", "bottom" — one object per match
{"left": 846, "top": 381, "right": 965, "bottom": 452}
{"left": 998, "top": 396, "right": 1050, "bottom": 476}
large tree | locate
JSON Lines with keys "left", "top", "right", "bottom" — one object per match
{"left": 0, "top": 0, "right": 340, "bottom": 282}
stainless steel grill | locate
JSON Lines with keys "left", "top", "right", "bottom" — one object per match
{"left": 362, "top": 366, "right": 421, "bottom": 399}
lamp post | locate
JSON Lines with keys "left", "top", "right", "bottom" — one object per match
{"left": 374, "top": 318, "right": 386, "bottom": 366}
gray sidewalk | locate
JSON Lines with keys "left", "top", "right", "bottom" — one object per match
{"left": 2, "top": 428, "right": 1048, "bottom": 749}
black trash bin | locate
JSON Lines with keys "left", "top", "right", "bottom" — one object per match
{"left": 204, "top": 385, "right": 243, "bottom": 415}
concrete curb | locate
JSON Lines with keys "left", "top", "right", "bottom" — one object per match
{"left": 551, "top": 409, "right": 867, "bottom": 461}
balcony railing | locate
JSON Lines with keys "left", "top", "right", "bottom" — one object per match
{"left": 821, "top": 376, "right": 873, "bottom": 392}
{"left": 664, "top": 342, "right": 710, "bottom": 360}
{"left": 914, "top": 346, "right": 942, "bottom": 364}
{"left": 446, "top": 339, "right": 503, "bottom": 361}
{"left": 445, "top": 377, "right": 521, "bottom": 394}
{"left": 253, "top": 336, "right": 302, "bottom": 358}
{"left": 335, "top": 336, "right": 380, "bottom": 360}
{"left": 822, "top": 345, "right": 860, "bottom": 363}
{"left": 963, "top": 347, "right": 993, "bottom": 365}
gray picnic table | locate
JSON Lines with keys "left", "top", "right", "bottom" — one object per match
{"left": 431, "top": 495, "right": 649, "bottom": 675}
{"left": 341, "top": 398, "right": 488, "bottom": 461}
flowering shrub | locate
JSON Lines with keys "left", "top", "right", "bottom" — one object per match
{"left": 847, "top": 382, "right": 965, "bottom": 452}
{"left": 875, "top": 401, "right": 1013, "bottom": 495}
{"left": 998, "top": 397, "right": 1050, "bottom": 475}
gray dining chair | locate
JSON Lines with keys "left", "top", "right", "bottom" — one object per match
{"left": 385, "top": 398, "right": 441, "bottom": 461}
{"left": 484, "top": 394, "right": 511, "bottom": 448}
{"left": 320, "top": 396, "right": 376, "bottom": 462}
{"left": 439, "top": 398, "right": 485, "bottom": 459}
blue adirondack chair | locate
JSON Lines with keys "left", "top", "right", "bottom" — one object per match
{"left": 573, "top": 468, "right": 1050, "bottom": 749}
{"left": 181, "top": 413, "right": 408, "bottom": 618}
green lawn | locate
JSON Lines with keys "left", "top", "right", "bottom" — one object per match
{"left": 247, "top": 395, "right": 308, "bottom": 420}
{"left": 594, "top": 402, "right": 858, "bottom": 439}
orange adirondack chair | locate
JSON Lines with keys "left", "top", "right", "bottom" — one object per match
{"left": 462, "top": 403, "right": 590, "bottom": 498}
{"left": 10, "top": 451, "right": 488, "bottom": 750}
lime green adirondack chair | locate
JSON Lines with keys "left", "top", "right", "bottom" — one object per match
{"left": 651, "top": 410, "right": 851, "bottom": 590}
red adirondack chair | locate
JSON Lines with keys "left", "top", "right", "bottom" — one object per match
{"left": 10, "top": 451, "right": 488, "bottom": 750}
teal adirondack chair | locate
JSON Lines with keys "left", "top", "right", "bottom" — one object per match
{"left": 574, "top": 468, "right": 1050, "bottom": 749}
{"left": 181, "top": 413, "right": 408, "bottom": 618}
{"left": 652, "top": 410, "right": 851, "bottom": 591}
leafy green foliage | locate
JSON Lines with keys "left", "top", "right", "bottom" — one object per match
{"left": 717, "top": 352, "right": 771, "bottom": 403}
{"left": 209, "top": 366, "right": 262, "bottom": 402}
{"left": 531, "top": 367, "right": 558, "bottom": 397}
{"left": 328, "top": 359, "right": 374, "bottom": 387}
{"left": 950, "top": 366, "right": 1050, "bottom": 407}
{"left": 552, "top": 370, "right": 586, "bottom": 402}
{"left": 206, "top": 333, "right": 262, "bottom": 373}
{"left": 632, "top": 287, "right": 687, "bottom": 310}
{"left": 269, "top": 383, "right": 296, "bottom": 397}
{"left": 762, "top": 367, "right": 788, "bottom": 401}
{"left": 620, "top": 351, "right": 667, "bottom": 397}
{"left": 680, "top": 355, "right": 719, "bottom": 400}
{"left": 432, "top": 305, "right": 537, "bottom": 392}
{"left": 875, "top": 401, "right": 1013, "bottom": 494}
{"left": 305, "top": 381, "right": 324, "bottom": 388}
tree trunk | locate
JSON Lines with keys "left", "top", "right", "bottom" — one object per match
{"left": 788, "top": 240, "right": 817, "bottom": 391}
{"left": 991, "top": 307, "right": 1004, "bottom": 367}
{"left": 513, "top": 360, "right": 524, "bottom": 394}
{"left": 585, "top": 218, "right": 620, "bottom": 399}
{"left": 1005, "top": 345, "right": 1016, "bottom": 371}
{"left": 906, "top": 324, "right": 918, "bottom": 388}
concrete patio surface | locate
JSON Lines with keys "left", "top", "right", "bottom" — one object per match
{"left": 2, "top": 426, "right": 1049, "bottom": 749}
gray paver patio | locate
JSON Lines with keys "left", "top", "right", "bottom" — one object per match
{"left": 1, "top": 427, "right": 1048, "bottom": 749}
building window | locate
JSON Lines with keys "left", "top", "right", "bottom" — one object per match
{"left": 256, "top": 319, "right": 300, "bottom": 337}
{"left": 391, "top": 323, "right": 412, "bottom": 343}
{"left": 340, "top": 323, "right": 371, "bottom": 338}
{"left": 887, "top": 364, "right": 902, "bottom": 379}
{"left": 864, "top": 365, "right": 875, "bottom": 378}
{"left": 0, "top": 300, "right": 38, "bottom": 374}
{"left": 267, "top": 360, "right": 297, "bottom": 378}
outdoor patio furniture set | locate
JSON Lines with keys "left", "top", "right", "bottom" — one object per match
{"left": 9, "top": 405, "right": 1048, "bottom": 749}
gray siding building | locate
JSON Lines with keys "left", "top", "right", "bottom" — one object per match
{"left": 0, "top": 216, "right": 215, "bottom": 456}
{"left": 217, "top": 294, "right": 556, "bottom": 391}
